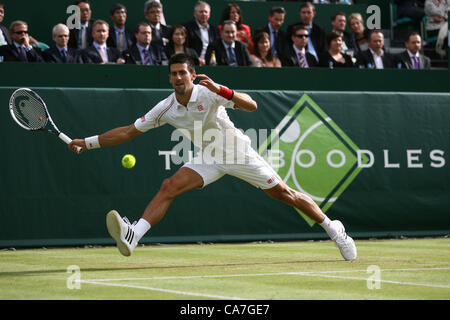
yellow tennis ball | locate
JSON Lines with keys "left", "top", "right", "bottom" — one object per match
{"left": 121, "top": 154, "right": 136, "bottom": 169}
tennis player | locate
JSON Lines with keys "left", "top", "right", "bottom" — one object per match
{"left": 69, "top": 53, "right": 357, "bottom": 261}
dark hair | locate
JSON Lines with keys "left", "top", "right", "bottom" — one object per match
{"left": 169, "top": 53, "right": 196, "bottom": 73}
{"left": 269, "top": 6, "right": 285, "bottom": 16}
{"left": 168, "top": 25, "right": 189, "bottom": 48}
{"left": 220, "top": 3, "right": 243, "bottom": 29}
{"left": 326, "top": 31, "right": 342, "bottom": 46}
{"left": 110, "top": 3, "right": 126, "bottom": 16}
{"left": 75, "top": 0, "right": 90, "bottom": 5}
{"left": 0, "top": 3, "right": 5, "bottom": 9}
{"left": 300, "top": 2, "right": 315, "bottom": 12}
{"left": 331, "top": 12, "right": 346, "bottom": 22}
{"left": 292, "top": 24, "right": 308, "bottom": 35}
{"left": 253, "top": 32, "right": 274, "bottom": 62}
{"left": 134, "top": 22, "right": 150, "bottom": 34}
{"left": 405, "top": 31, "right": 421, "bottom": 42}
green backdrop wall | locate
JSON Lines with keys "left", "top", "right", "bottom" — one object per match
{"left": 1, "top": 87, "right": 449, "bottom": 247}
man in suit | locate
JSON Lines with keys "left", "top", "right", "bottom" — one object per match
{"left": 107, "top": 3, "right": 135, "bottom": 53}
{"left": 144, "top": 0, "right": 172, "bottom": 48}
{"left": 204, "top": 20, "right": 252, "bottom": 66}
{"left": 0, "top": 20, "right": 44, "bottom": 62}
{"left": 123, "top": 22, "right": 168, "bottom": 65}
{"left": 330, "top": 12, "right": 357, "bottom": 54}
{"left": 68, "top": 0, "right": 94, "bottom": 50}
{"left": 355, "top": 30, "right": 396, "bottom": 69}
{"left": 184, "top": 1, "right": 220, "bottom": 65}
{"left": 80, "top": 20, "right": 124, "bottom": 64}
{"left": 397, "top": 31, "right": 431, "bottom": 69}
{"left": 254, "top": 6, "right": 289, "bottom": 60}
{"left": 0, "top": 3, "right": 12, "bottom": 46}
{"left": 281, "top": 25, "right": 317, "bottom": 68}
{"left": 287, "top": 2, "right": 326, "bottom": 62}
{"left": 43, "top": 24, "right": 79, "bottom": 63}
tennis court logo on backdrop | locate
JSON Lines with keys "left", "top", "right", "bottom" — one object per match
{"left": 259, "top": 94, "right": 369, "bottom": 226}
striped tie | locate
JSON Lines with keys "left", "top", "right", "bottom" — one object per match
{"left": 143, "top": 49, "right": 151, "bottom": 65}
{"left": 298, "top": 52, "right": 307, "bottom": 68}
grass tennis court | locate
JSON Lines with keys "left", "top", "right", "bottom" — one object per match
{"left": 1, "top": 238, "right": 449, "bottom": 300}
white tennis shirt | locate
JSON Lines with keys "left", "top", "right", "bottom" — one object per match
{"left": 134, "top": 84, "right": 252, "bottom": 155}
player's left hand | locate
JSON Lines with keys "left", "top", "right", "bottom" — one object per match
{"left": 197, "top": 74, "right": 220, "bottom": 94}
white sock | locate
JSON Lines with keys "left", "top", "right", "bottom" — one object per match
{"left": 319, "top": 216, "right": 337, "bottom": 239}
{"left": 134, "top": 218, "right": 151, "bottom": 242}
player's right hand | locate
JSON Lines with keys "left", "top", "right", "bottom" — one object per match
{"left": 68, "top": 139, "right": 86, "bottom": 154}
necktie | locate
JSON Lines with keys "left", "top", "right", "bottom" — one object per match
{"left": 19, "top": 46, "right": 27, "bottom": 62}
{"left": 143, "top": 49, "right": 151, "bottom": 65}
{"left": 412, "top": 56, "right": 419, "bottom": 69}
{"left": 81, "top": 25, "right": 87, "bottom": 49}
{"left": 99, "top": 46, "right": 108, "bottom": 63}
{"left": 61, "top": 49, "right": 67, "bottom": 63}
{"left": 272, "top": 30, "right": 278, "bottom": 57}
{"left": 298, "top": 52, "right": 307, "bottom": 68}
{"left": 118, "top": 30, "right": 125, "bottom": 51}
{"left": 227, "top": 45, "right": 237, "bottom": 66}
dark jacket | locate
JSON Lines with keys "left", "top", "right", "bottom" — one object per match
{"left": 204, "top": 39, "right": 253, "bottom": 66}
{"left": 107, "top": 27, "right": 135, "bottom": 52}
{"left": 287, "top": 22, "right": 327, "bottom": 55}
{"left": 79, "top": 45, "right": 122, "bottom": 64}
{"left": 183, "top": 20, "right": 220, "bottom": 57}
{"left": 68, "top": 19, "right": 94, "bottom": 49}
{"left": 123, "top": 43, "right": 168, "bottom": 65}
{"left": 280, "top": 45, "right": 318, "bottom": 67}
{"left": 396, "top": 50, "right": 431, "bottom": 69}
{"left": 0, "top": 43, "right": 45, "bottom": 62}
{"left": 254, "top": 24, "right": 289, "bottom": 59}
{"left": 355, "top": 48, "right": 398, "bottom": 69}
{"left": 0, "top": 24, "right": 12, "bottom": 45}
{"left": 42, "top": 46, "right": 80, "bottom": 63}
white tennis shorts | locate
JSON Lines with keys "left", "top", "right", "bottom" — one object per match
{"left": 183, "top": 147, "right": 281, "bottom": 189}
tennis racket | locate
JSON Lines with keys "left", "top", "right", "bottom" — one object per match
{"left": 9, "top": 88, "right": 82, "bottom": 153}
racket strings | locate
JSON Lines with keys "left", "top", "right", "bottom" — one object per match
{"left": 12, "top": 91, "right": 48, "bottom": 130}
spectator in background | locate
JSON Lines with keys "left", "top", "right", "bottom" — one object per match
{"left": 330, "top": 12, "right": 356, "bottom": 56}
{"left": 250, "top": 31, "right": 281, "bottom": 67}
{"left": 68, "top": 0, "right": 94, "bottom": 50}
{"left": 397, "top": 31, "right": 431, "bottom": 69}
{"left": 281, "top": 24, "right": 317, "bottom": 68}
{"left": 205, "top": 20, "right": 253, "bottom": 66}
{"left": 43, "top": 24, "right": 79, "bottom": 63}
{"left": 254, "top": 6, "right": 289, "bottom": 61}
{"left": 219, "top": 3, "right": 254, "bottom": 53}
{"left": 0, "top": 3, "right": 12, "bottom": 46}
{"left": 144, "top": 0, "right": 172, "bottom": 48}
{"left": 348, "top": 13, "right": 370, "bottom": 55}
{"left": 424, "top": 0, "right": 449, "bottom": 57}
{"left": 396, "top": 0, "right": 425, "bottom": 21}
{"left": 80, "top": 20, "right": 124, "bottom": 64}
{"left": 184, "top": 1, "right": 220, "bottom": 66}
{"left": 164, "top": 25, "right": 199, "bottom": 65}
{"left": 318, "top": 32, "right": 355, "bottom": 68}
{"left": 355, "top": 30, "right": 396, "bottom": 69}
{"left": 0, "top": 20, "right": 44, "bottom": 62}
{"left": 107, "top": 3, "right": 135, "bottom": 53}
{"left": 123, "top": 22, "right": 168, "bottom": 65}
{"left": 287, "top": 2, "right": 326, "bottom": 62}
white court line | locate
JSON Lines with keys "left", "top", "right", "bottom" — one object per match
{"left": 81, "top": 280, "right": 249, "bottom": 300}
{"left": 83, "top": 267, "right": 450, "bottom": 291}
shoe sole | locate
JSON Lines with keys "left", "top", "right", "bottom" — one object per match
{"left": 106, "top": 210, "right": 131, "bottom": 257}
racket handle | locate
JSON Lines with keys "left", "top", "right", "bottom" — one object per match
{"left": 59, "top": 132, "right": 82, "bottom": 154}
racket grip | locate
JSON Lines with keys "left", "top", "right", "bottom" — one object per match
{"left": 59, "top": 132, "right": 82, "bottom": 154}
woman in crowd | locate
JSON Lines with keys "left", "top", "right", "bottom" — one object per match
{"left": 164, "top": 25, "right": 200, "bottom": 65}
{"left": 250, "top": 31, "right": 281, "bottom": 67}
{"left": 219, "top": 3, "right": 254, "bottom": 53}
{"left": 318, "top": 32, "right": 354, "bottom": 68}
{"left": 348, "top": 13, "right": 370, "bottom": 55}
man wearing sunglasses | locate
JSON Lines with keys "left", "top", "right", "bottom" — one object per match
{"left": 0, "top": 20, "right": 44, "bottom": 62}
{"left": 281, "top": 25, "right": 317, "bottom": 67}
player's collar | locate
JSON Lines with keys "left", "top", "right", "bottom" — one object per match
{"left": 189, "top": 84, "right": 200, "bottom": 103}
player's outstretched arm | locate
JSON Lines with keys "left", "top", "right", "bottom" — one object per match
{"left": 197, "top": 74, "right": 257, "bottom": 112}
{"left": 68, "top": 124, "right": 142, "bottom": 153}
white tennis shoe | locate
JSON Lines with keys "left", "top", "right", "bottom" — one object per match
{"left": 331, "top": 220, "right": 357, "bottom": 261}
{"left": 106, "top": 210, "right": 138, "bottom": 257}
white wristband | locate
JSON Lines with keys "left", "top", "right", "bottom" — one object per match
{"left": 85, "top": 135, "right": 101, "bottom": 149}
